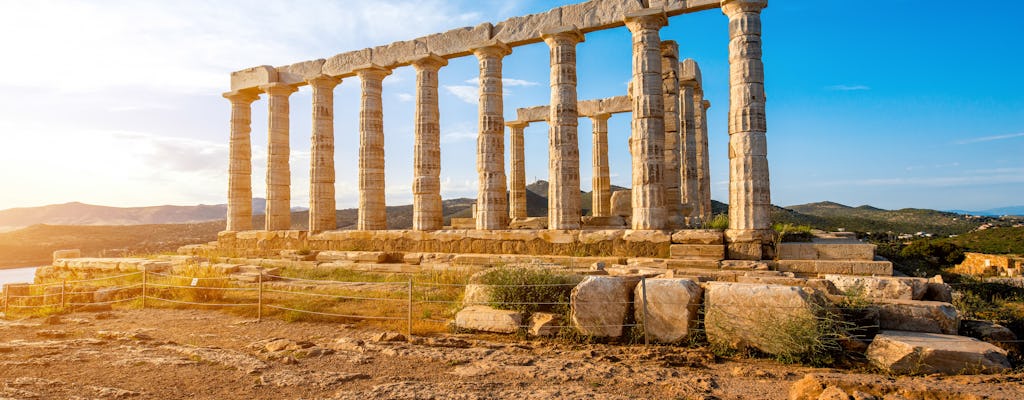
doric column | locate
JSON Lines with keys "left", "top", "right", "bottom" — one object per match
{"left": 355, "top": 65, "right": 391, "bottom": 231}
{"left": 543, "top": 26, "right": 585, "bottom": 230}
{"left": 507, "top": 121, "right": 529, "bottom": 221}
{"left": 722, "top": 0, "right": 770, "bottom": 259}
{"left": 697, "top": 98, "right": 713, "bottom": 223}
{"left": 307, "top": 75, "right": 341, "bottom": 233}
{"left": 660, "top": 41, "right": 682, "bottom": 226}
{"left": 679, "top": 59, "right": 700, "bottom": 225}
{"left": 472, "top": 41, "right": 512, "bottom": 230}
{"left": 411, "top": 54, "right": 447, "bottom": 231}
{"left": 259, "top": 83, "right": 298, "bottom": 231}
{"left": 624, "top": 9, "right": 668, "bottom": 230}
{"left": 223, "top": 90, "right": 260, "bottom": 232}
{"left": 590, "top": 113, "right": 612, "bottom": 217}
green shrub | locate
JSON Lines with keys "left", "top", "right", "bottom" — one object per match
{"left": 705, "top": 214, "right": 729, "bottom": 230}
{"left": 474, "top": 267, "right": 578, "bottom": 314}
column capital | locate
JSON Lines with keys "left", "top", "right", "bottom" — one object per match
{"left": 470, "top": 39, "right": 512, "bottom": 59}
{"left": 660, "top": 40, "right": 679, "bottom": 58}
{"left": 680, "top": 79, "right": 699, "bottom": 89}
{"left": 624, "top": 8, "right": 667, "bottom": 32}
{"left": 541, "top": 25, "right": 584, "bottom": 46}
{"left": 353, "top": 64, "right": 392, "bottom": 80}
{"left": 306, "top": 74, "right": 342, "bottom": 89}
{"left": 589, "top": 113, "right": 611, "bottom": 123}
{"left": 721, "top": 0, "right": 767, "bottom": 16}
{"left": 410, "top": 53, "right": 448, "bottom": 72}
{"left": 505, "top": 120, "right": 529, "bottom": 129}
{"left": 680, "top": 58, "right": 702, "bottom": 82}
{"left": 259, "top": 82, "right": 298, "bottom": 96}
{"left": 703, "top": 100, "right": 711, "bottom": 109}
{"left": 223, "top": 89, "right": 260, "bottom": 104}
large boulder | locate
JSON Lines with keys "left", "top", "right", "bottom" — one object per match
{"left": 454, "top": 306, "right": 523, "bottom": 334}
{"left": 633, "top": 278, "right": 702, "bottom": 342}
{"left": 867, "top": 330, "right": 1011, "bottom": 375}
{"left": 704, "top": 282, "right": 826, "bottom": 356}
{"left": 823, "top": 275, "right": 927, "bottom": 300}
{"left": 960, "top": 319, "right": 1019, "bottom": 355}
{"left": 874, "top": 299, "right": 959, "bottom": 335}
{"left": 570, "top": 276, "right": 640, "bottom": 338}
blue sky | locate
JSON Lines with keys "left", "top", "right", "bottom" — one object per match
{"left": 0, "top": 0, "right": 1020, "bottom": 212}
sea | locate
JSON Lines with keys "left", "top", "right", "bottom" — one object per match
{"left": 0, "top": 266, "right": 38, "bottom": 290}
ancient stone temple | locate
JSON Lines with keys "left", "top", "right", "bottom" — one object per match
{"left": 218, "top": 0, "right": 776, "bottom": 262}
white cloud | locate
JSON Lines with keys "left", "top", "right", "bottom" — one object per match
{"left": 825, "top": 84, "right": 870, "bottom": 91}
{"left": 462, "top": 77, "right": 540, "bottom": 87}
{"left": 444, "top": 85, "right": 480, "bottom": 104}
{"left": 955, "top": 132, "right": 1024, "bottom": 145}
{"left": 396, "top": 93, "right": 414, "bottom": 102}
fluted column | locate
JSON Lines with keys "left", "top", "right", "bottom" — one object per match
{"left": 543, "top": 27, "right": 585, "bottom": 230}
{"left": 723, "top": 0, "right": 770, "bottom": 259}
{"left": 259, "top": 83, "right": 298, "bottom": 231}
{"left": 472, "top": 41, "right": 512, "bottom": 230}
{"left": 507, "top": 121, "right": 529, "bottom": 221}
{"left": 697, "top": 98, "right": 712, "bottom": 223}
{"left": 590, "top": 113, "right": 611, "bottom": 217}
{"left": 411, "top": 55, "right": 448, "bottom": 231}
{"left": 660, "top": 41, "right": 682, "bottom": 226}
{"left": 624, "top": 9, "right": 668, "bottom": 230}
{"left": 307, "top": 75, "right": 341, "bottom": 233}
{"left": 355, "top": 65, "right": 391, "bottom": 231}
{"left": 224, "top": 90, "right": 260, "bottom": 232}
{"left": 679, "top": 59, "right": 700, "bottom": 225}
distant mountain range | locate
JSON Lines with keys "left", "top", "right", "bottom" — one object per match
{"left": 946, "top": 206, "right": 1024, "bottom": 217}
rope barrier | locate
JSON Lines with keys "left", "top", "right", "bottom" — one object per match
{"left": 145, "top": 283, "right": 256, "bottom": 291}
{"left": 264, "top": 305, "right": 406, "bottom": 321}
{"left": 263, "top": 274, "right": 408, "bottom": 286}
{"left": 262, "top": 289, "right": 405, "bottom": 302}
{"left": 144, "top": 296, "right": 257, "bottom": 307}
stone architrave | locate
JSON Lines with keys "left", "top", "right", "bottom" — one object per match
{"left": 306, "top": 75, "right": 341, "bottom": 233}
{"left": 722, "top": 0, "right": 770, "bottom": 259}
{"left": 259, "top": 83, "right": 298, "bottom": 231}
{"left": 542, "top": 26, "right": 585, "bottom": 230}
{"left": 411, "top": 54, "right": 448, "bottom": 231}
{"left": 472, "top": 41, "right": 512, "bottom": 230}
{"left": 697, "top": 98, "right": 712, "bottom": 222}
{"left": 660, "top": 41, "right": 682, "bottom": 226}
{"left": 624, "top": 8, "right": 668, "bottom": 230}
{"left": 507, "top": 121, "right": 529, "bottom": 221}
{"left": 590, "top": 113, "right": 612, "bottom": 217}
{"left": 355, "top": 65, "right": 392, "bottom": 231}
{"left": 223, "top": 90, "right": 260, "bottom": 232}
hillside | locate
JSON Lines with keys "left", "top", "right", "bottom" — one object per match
{"left": 781, "top": 201, "right": 984, "bottom": 236}
{"left": 0, "top": 201, "right": 260, "bottom": 230}
{"left": 943, "top": 226, "right": 1024, "bottom": 254}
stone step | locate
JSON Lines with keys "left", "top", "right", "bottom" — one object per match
{"left": 776, "top": 243, "right": 876, "bottom": 261}
{"left": 774, "top": 260, "right": 892, "bottom": 276}
{"left": 668, "top": 244, "right": 725, "bottom": 260}
{"left": 867, "top": 330, "right": 1011, "bottom": 375}
{"left": 873, "top": 299, "right": 959, "bottom": 335}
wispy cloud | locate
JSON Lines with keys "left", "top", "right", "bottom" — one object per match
{"left": 955, "top": 132, "right": 1024, "bottom": 145}
{"left": 443, "top": 85, "right": 479, "bottom": 104}
{"left": 462, "top": 77, "right": 540, "bottom": 87}
{"left": 396, "top": 92, "right": 414, "bottom": 102}
{"left": 825, "top": 84, "right": 870, "bottom": 91}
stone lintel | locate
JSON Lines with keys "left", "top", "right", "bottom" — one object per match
{"left": 230, "top": 65, "right": 277, "bottom": 92}
{"left": 517, "top": 95, "right": 630, "bottom": 123}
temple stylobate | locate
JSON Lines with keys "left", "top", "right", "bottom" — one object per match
{"left": 222, "top": 0, "right": 772, "bottom": 260}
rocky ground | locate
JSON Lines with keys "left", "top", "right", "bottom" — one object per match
{"left": 0, "top": 309, "right": 1022, "bottom": 400}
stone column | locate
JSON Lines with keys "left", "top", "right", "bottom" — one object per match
{"left": 355, "top": 65, "right": 391, "bottom": 231}
{"left": 697, "top": 98, "right": 713, "bottom": 223}
{"left": 679, "top": 59, "right": 700, "bottom": 225}
{"left": 411, "top": 54, "right": 448, "bottom": 231}
{"left": 590, "top": 113, "right": 611, "bottom": 217}
{"left": 624, "top": 9, "right": 668, "bottom": 230}
{"left": 723, "top": 0, "right": 770, "bottom": 259}
{"left": 507, "top": 121, "right": 529, "bottom": 221}
{"left": 307, "top": 75, "right": 341, "bottom": 233}
{"left": 543, "top": 26, "right": 585, "bottom": 230}
{"left": 259, "top": 83, "right": 298, "bottom": 231}
{"left": 472, "top": 41, "right": 512, "bottom": 230}
{"left": 224, "top": 90, "right": 260, "bottom": 232}
{"left": 660, "top": 41, "right": 682, "bottom": 227}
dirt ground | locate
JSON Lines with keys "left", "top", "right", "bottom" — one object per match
{"left": 0, "top": 309, "right": 1022, "bottom": 400}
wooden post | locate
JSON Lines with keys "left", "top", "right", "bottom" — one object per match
{"left": 257, "top": 271, "right": 263, "bottom": 322}
{"left": 640, "top": 277, "right": 650, "bottom": 346}
{"left": 141, "top": 266, "right": 148, "bottom": 309}
{"left": 60, "top": 281, "right": 66, "bottom": 309}
{"left": 406, "top": 278, "right": 413, "bottom": 341}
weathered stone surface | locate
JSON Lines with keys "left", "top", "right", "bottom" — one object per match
{"left": 634, "top": 278, "right": 701, "bottom": 342}
{"left": 52, "top": 258, "right": 170, "bottom": 273}
{"left": 960, "top": 319, "right": 1019, "bottom": 354}
{"left": 777, "top": 243, "right": 876, "bottom": 261}
{"left": 704, "top": 282, "right": 826, "bottom": 356}
{"left": 52, "top": 249, "right": 81, "bottom": 262}
{"left": 449, "top": 218, "right": 476, "bottom": 229}
{"left": 874, "top": 299, "right": 959, "bottom": 335}
{"left": 544, "top": 27, "right": 584, "bottom": 230}
{"left": 775, "top": 260, "right": 893, "bottom": 276}
{"left": 560, "top": 0, "right": 644, "bottom": 32}
{"left": 454, "top": 306, "right": 523, "bottom": 333}
{"left": 322, "top": 49, "right": 372, "bottom": 77}
{"left": 529, "top": 312, "right": 562, "bottom": 337}
{"left": 462, "top": 284, "right": 492, "bottom": 306}
{"left": 625, "top": 9, "right": 667, "bottom": 230}
{"left": 492, "top": 9, "right": 562, "bottom": 46}
{"left": 507, "top": 122, "right": 529, "bottom": 221}
{"left": 230, "top": 65, "right": 277, "bottom": 91}
{"left": 275, "top": 59, "right": 326, "bottom": 85}
{"left": 735, "top": 276, "right": 843, "bottom": 295}
{"left": 610, "top": 189, "right": 631, "bottom": 218}
{"left": 411, "top": 55, "right": 447, "bottom": 231}
{"left": 668, "top": 244, "right": 724, "bottom": 260}
{"left": 473, "top": 41, "right": 511, "bottom": 230}
{"left": 356, "top": 66, "right": 391, "bottom": 231}
{"left": 823, "top": 275, "right": 927, "bottom": 300}
{"left": 670, "top": 230, "right": 723, "bottom": 245}
{"left": 867, "top": 330, "right": 1011, "bottom": 375}
{"left": 623, "top": 230, "right": 670, "bottom": 243}
{"left": 422, "top": 24, "right": 492, "bottom": 58}
{"left": 581, "top": 215, "right": 626, "bottom": 228}
{"left": 571, "top": 276, "right": 640, "bottom": 338}
{"left": 590, "top": 114, "right": 612, "bottom": 217}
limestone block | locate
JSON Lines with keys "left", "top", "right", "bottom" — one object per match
{"left": 873, "top": 299, "right": 959, "bottom": 335}
{"left": 52, "top": 249, "right": 81, "bottom": 263}
{"left": 538, "top": 230, "right": 577, "bottom": 244}
{"left": 275, "top": 59, "right": 326, "bottom": 85}
{"left": 719, "top": 260, "right": 770, "bottom": 270}
{"left": 735, "top": 276, "right": 843, "bottom": 295}
{"left": 960, "top": 320, "right": 1019, "bottom": 354}
{"left": 559, "top": 0, "right": 644, "bottom": 31}
{"left": 704, "top": 282, "right": 826, "bottom": 356}
{"left": 634, "top": 278, "right": 702, "bottom": 342}
{"left": 581, "top": 216, "right": 627, "bottom": 228}
{"left": 867, "top": 330, "right": 1010, "bottom": 375}
{"left": 422, "top": 23, "right": 492, "bottom": 58}
{"left": 571, "top": 276, "right": 640, "bottom": 338}
{"left": 516, "top": 105, "right": 549, "bottom": 122}
{"left": 623, "top": 230, "right": 671, "bottom": 243}
{"left": 650, "top": 0, "right": 721, "bottom": 15}
{"left": 322, "top": 49, "right": 372, "bottom": 77}
{"left": 823, "top": 275, "right": 927, "bottom": 300}
{"left": 680, "top": 58, "right": 701, "bottom": 84}
{"left": 662, "top": 259, "right": 720, "bottom": 270}
{"left": 775, "top": 260, "right": 893, "bottom": 276}
{"left": 668, "top": 244, "right": 724, "bottom": 260}
{"left": 230, "top": 65, "right": 277, "bottom": 91}
{"left": 529, "top": 312, "right": 562, "bottom": 337}
{"left": 670, "top": 230, "right": 723, "bottom": 245}
{"left": 777, "top": 243, "right": 876, "bottom": 261}
{"left": 578, "top": 229, "right": 625, "bottom": 244}
{"left": 402, "top": 253, "right": 423, "bottom": 265}
{"left": 492, "top": 9, "right": 562, "bottom": 46}
{"left": 610, "top": 190, "right": 631, "bottom": 218}
{"left": 450, "top": 218, "right": 476, "bottom": 229}
{"left": 371, "top": 39, "right": 426, "bottom": 67}
{"left": 454, "top": 306, "right": 523, "bottom": 334}
{"left": 462, "top": 284, "right": 492, "bottom": 307}
{"left": 599, "top": 95, "right": 631, "bottom": 114}
{"left": 509, "top": 217, "right": 547, "bottom": 230}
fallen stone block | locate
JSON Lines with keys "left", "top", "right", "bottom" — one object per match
{"left": 735, "top": 276, "right": 843, "bottom": 296}
{"left": 823, "top": 275, "right": 927, "bottom": 300}
{"left": 668, "top": 244, "right": 725, "bottom": 260}
{"left": 634, "top": 278, "right": 702, "bottom": 342}
{"left": 776, "top": 260, "right": 893, "bottom": 276}
{"left": 454, "top": 306, "right": 523, "bottom": 334}
{"left": 867, "top": 330, "right": 1011, "bottom": 375}
{"left": 960, "top": 319, "right": 1019, "bottom": 355}
{"left": 704, "top": 282, "right": 827, "bottom": 356}
{"left": 528, "top": 312, "right": 562, "bottom": 337}
{"left": 669, "top": 229, "right": 723, "bottom": 245}
{"left": 874, "top": 299, "right": 959, "bottom": 335}
{"left": 571, "top": 275, "right": 640, "bottom": 338}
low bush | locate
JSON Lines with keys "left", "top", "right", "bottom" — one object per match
{"left": 473, "top": 266, "right": 578, "bottom": 314}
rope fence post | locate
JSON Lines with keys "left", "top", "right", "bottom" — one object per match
{"left": 60, "top": 280, "right": 66, "bottom": 310}
{"left": 406, "top": 278, "right": 413, "bottom": 341}
{"left": 141, "top": 266, "right": 148, "bottom": 309}
{"left": 257, "top": 271, "right": 263, "bottom": 322}
{"left": 640, "top": 276, "right": 649, "bottom": 347}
